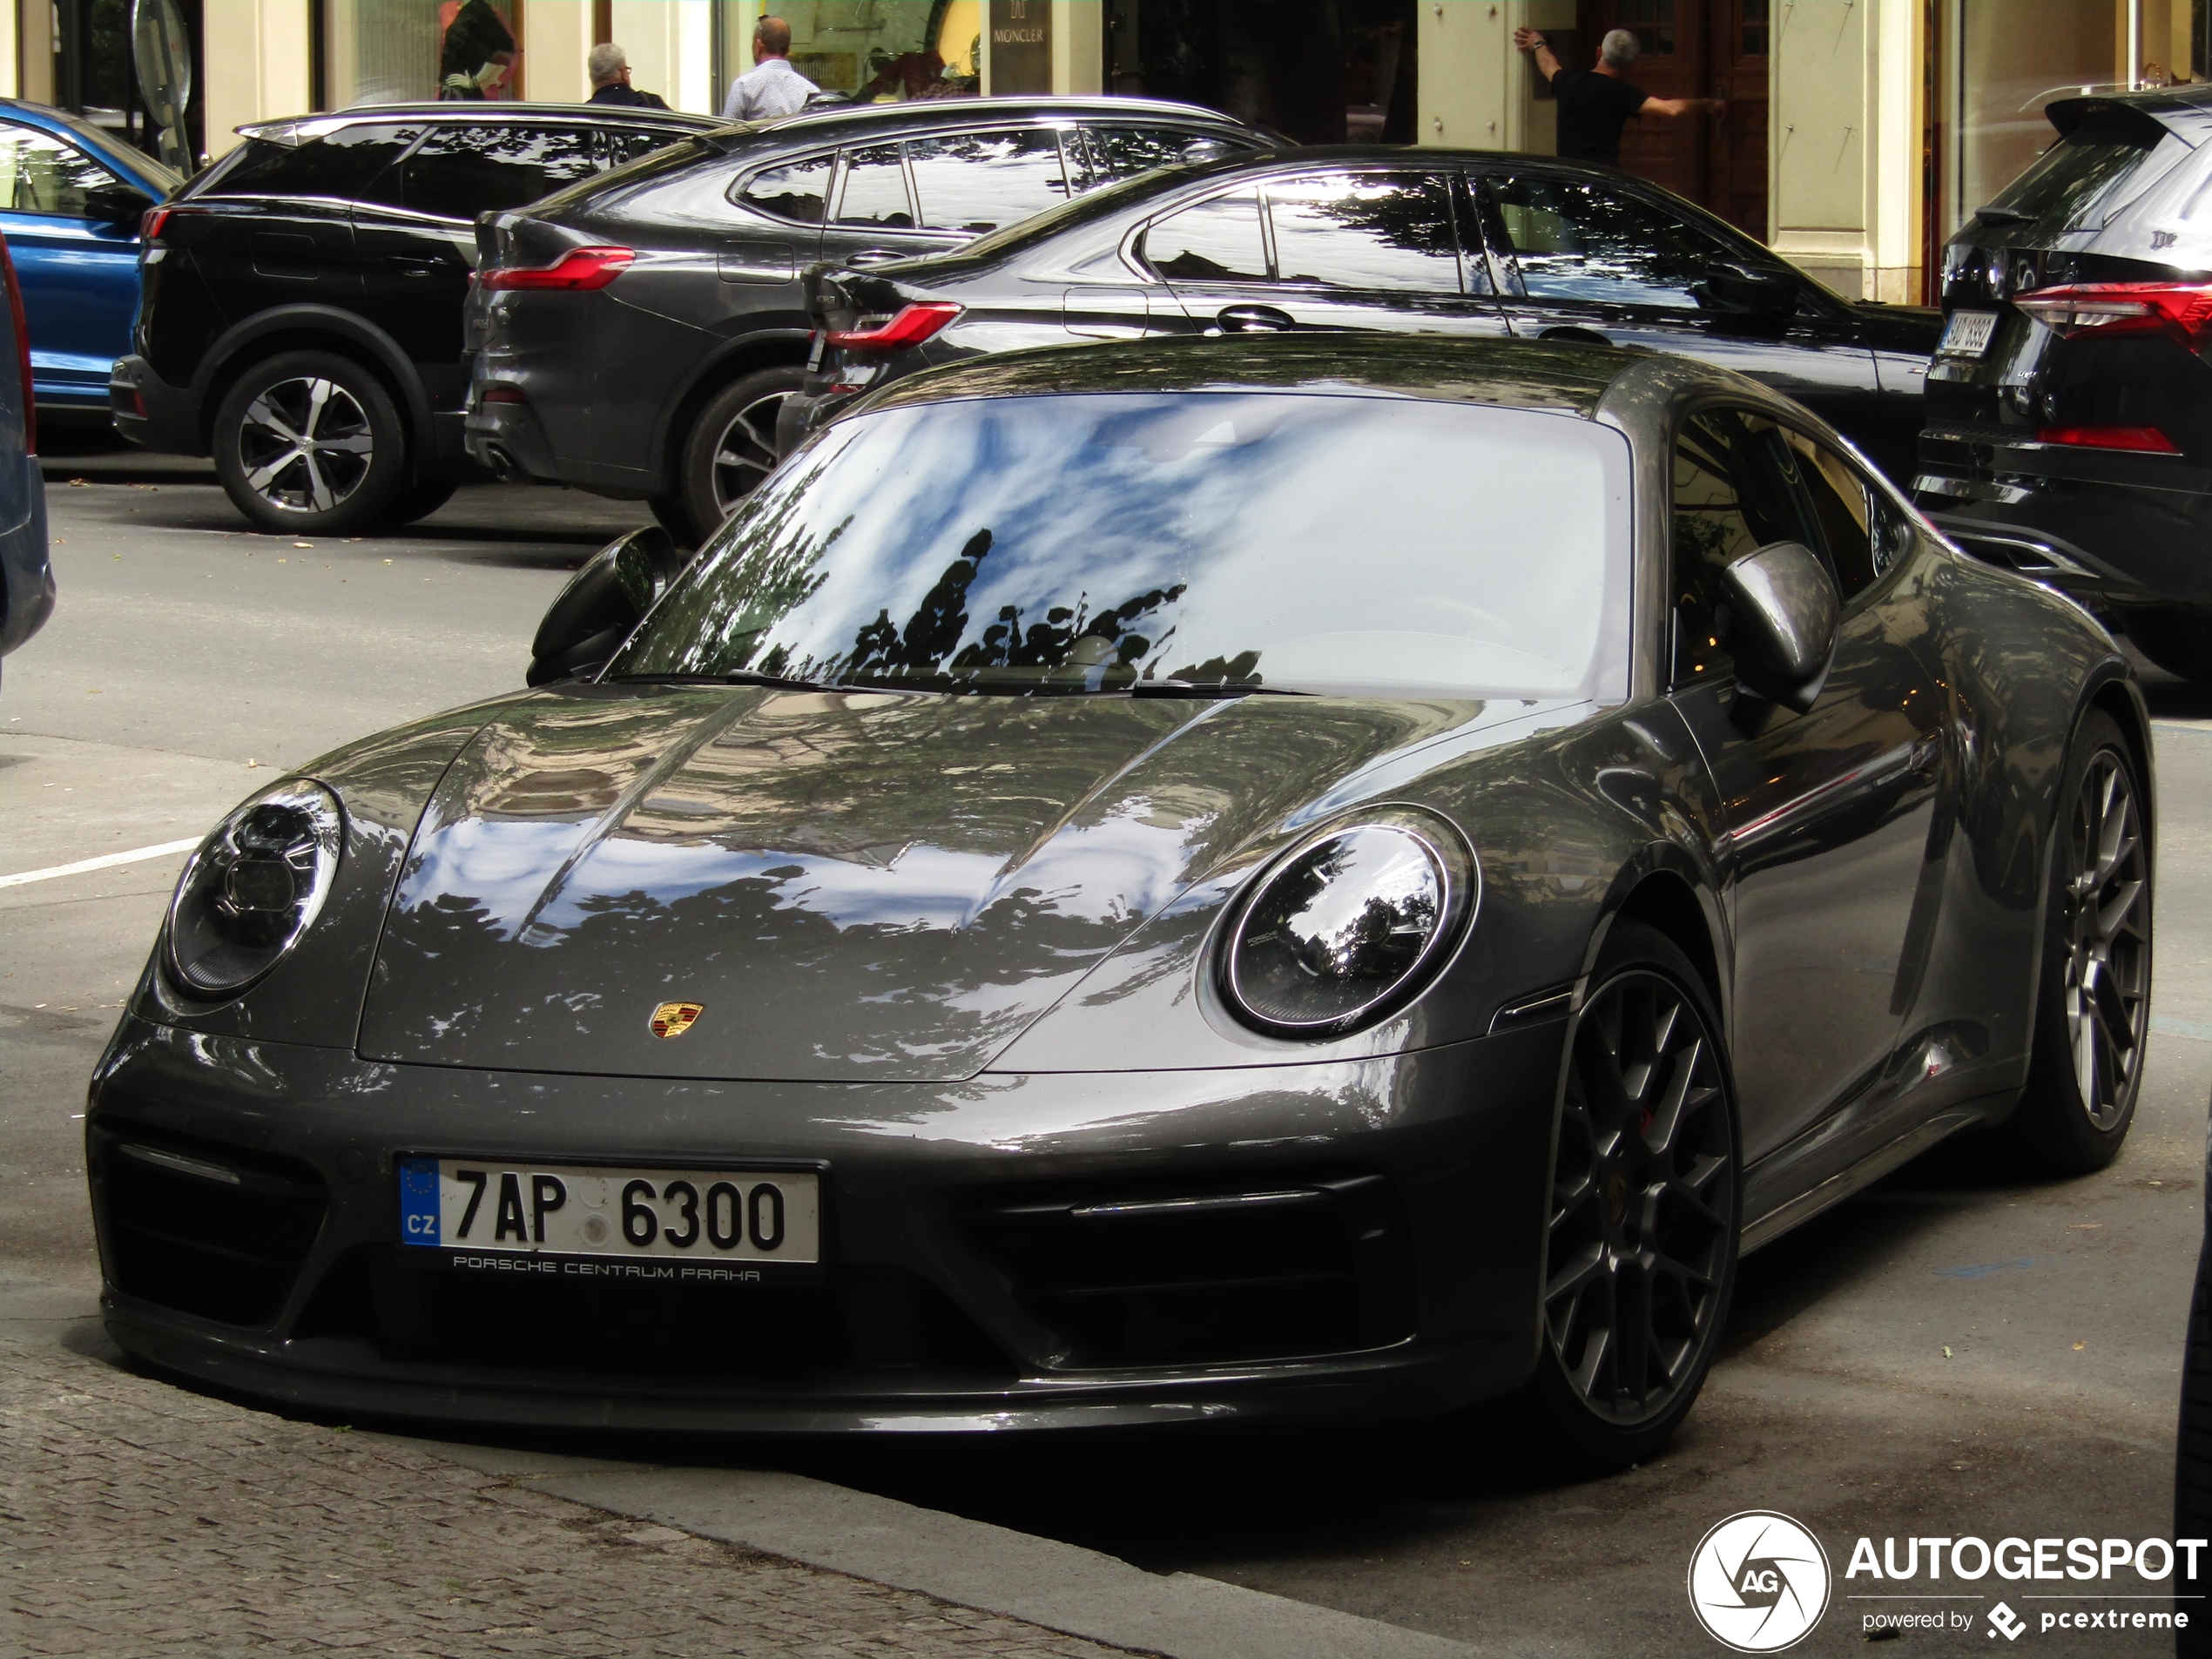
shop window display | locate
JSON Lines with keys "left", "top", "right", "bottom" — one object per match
{"left": 320, "top": 0, "right": 522, "bottom": 109}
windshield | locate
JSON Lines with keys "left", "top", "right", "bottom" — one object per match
{"left": 56, "top": 115, "right": 182, "bottom": 195}
{"left": 1980, "top": 115, "right": 2180, "bottom": 233}
{"left": 610, "top": 392, "right": 1633, "bottom": 701}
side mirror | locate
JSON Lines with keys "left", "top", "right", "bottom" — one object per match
{"left": 1701, "top": 261, "right": 1797, "bottom": 318}
{"left": 1719, "top": 540, "right": 1839, "bottom": 714}
{"left": 527, "top": 525, "right": 687, "bottom": 686}
{"left": 86, "top": 184, "right": 155, "bottom": 227}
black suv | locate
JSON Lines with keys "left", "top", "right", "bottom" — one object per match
{"left": 793, "top": 147, "right": 1942, "bottom": 487}
{"left": 1918, "top": 85, "right": 2212, "bottom": 680}
{"left": 111, "top": 102, "right": 716, "bottom": 535}
{"left": 463, "top": 97, "right": 1271, "bottom": 543}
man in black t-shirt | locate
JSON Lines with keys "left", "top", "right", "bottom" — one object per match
{"left": 1514, "top": 26, "right": 1723, "bottom": 167}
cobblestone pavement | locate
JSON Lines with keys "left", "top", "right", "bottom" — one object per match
{"left": 3, "top": 1310, "right": 1136, "bottom": 1659}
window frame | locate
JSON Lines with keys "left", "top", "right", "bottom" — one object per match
{"left": 730, "top": 145, "right": 840, "bottom": 226}
{"left": 0, "top": 121, "right": 124, "bottom": 221}
{"left": 1257, "top": 165, "right": 1474, "bottom": 297}
{"left": 1135, "top": 180, "right": 1276, "bottom": 287}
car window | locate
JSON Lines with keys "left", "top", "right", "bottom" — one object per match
{"left": 1145, "top": 190, "right": 1268, "bottom": 282}
{"left": 0, "top": 125, "right": 119, "bottom": 218}
{"left": 398, "top": 124, "right": 603, "bottom": 219}
{"left": 1778, "top": 428, "right": 1884, "bottom": 602}
{"left": 599, "top": 126, "right": 681, "bottom": 169}
{"left": 197, "top": 125, "right": 422, "bottom": 200}
{"left": 739, "top": 154, "right": 832, "bottom": 223}
{"left": 1086, "top": 124, "right": 1239, "bottom": 183}
{"left": 1670, "top": 408, "right": 1821, "bottom": 688}
{"left": 1489, "top": 176, "right": 1730, "bottom": 311}
{"left": 1266, "top": 171, "right": 1465, "bottom": 293}
{"left": 906, "top": 129, "right": 1069, "bottom": 233}
{"left": 834, "top": 145, "right": 914, "bottom": 228}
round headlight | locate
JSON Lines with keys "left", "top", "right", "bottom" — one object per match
{"left": 1221, "top": 811, "right": 1475, "bottom": 1037}
{"left": 164, "top": 780, "right": 344, "bottom": 999}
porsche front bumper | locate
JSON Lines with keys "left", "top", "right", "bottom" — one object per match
{"left": 87, "top": 1015, "right": 1562, "bottom": 1433}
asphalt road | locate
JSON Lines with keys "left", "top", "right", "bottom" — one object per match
{"left": 3, "top": 449, "right": 2204, "bottom": 1657}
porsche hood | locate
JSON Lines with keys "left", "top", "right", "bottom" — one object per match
{"left": 357, "top": 684, "right": 1530, "bottom": 1081}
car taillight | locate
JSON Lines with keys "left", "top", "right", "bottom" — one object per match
{"left": 826, "top": 302, "right": 962, "bottom": 353}
{"left": 0, "top": 231, "right": 32, "bottom": 456}
{"left": 2014, "top": 281, "right": 2212, "bottom": 346}
{"left": 480, "top": 246, "right": 635, "bottom": 292}
{"left": 141, "top": 205, "right": 172, "bottom": 243}
{"left": 2035, "top": 424, "right": 2182, "bottom": 454}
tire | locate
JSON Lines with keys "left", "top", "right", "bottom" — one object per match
{"left": 2010, "top": 707, "right": 2152, "bottom": 1176}
{"left": 382, "top": 475, "right": 457, "bottom": 528}
{"left": 212, "top": 350, "right": 408, "bottom": 536}
{"left": 1501, "top": 919, "right": 1741, "bottom": 1473}
{"left": 672, "top": 365, "right": 804, "bottom": 546}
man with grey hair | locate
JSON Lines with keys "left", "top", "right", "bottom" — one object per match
{"left": 585, "top": 41, "right": 669, "bottom": 108}
{"left": 723, "top": 17, "right": 819, "bottom": 121}
{"left": 1514, "top": 25, "right": 1723, "bottom": 166}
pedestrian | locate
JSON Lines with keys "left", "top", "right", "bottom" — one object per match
{"left": 1513, "top": 26, "right": 1723, "bottom": 167}
{"left": 584, "top": 41, "right": 669, "bottom": 109}
{"left": 440, "top": 0, "right": 518, "bottom": 99}
{"left": 722, "top": 16, "right": 818, "bottom": 122}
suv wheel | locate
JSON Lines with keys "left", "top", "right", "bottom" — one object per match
{"left": 674, "top": 366, "right": 804, "bottom": 545}
{"left": 213, "top": 351, "right": 406, "bottom": 536}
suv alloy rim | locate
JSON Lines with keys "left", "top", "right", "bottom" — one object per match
{"left": 707, "top": 388, "right": 788, "bottom": 519}
{"left": 1545, "top": 968, "right": 1734, "bottom": 1426}
{"left": 238, "top": 377, "right": 374, "bottom": 514}
{"left": 2063, "top": 750, "right": 2148, "bottom": 1130}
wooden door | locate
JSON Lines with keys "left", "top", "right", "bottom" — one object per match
{"left": 1573, "top": 0, "right": 1769, "bottom": 241}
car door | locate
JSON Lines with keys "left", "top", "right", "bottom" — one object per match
{"left": 1212, "top": 167, "right": 1512, "bottom": 339}
{"left": 1477, "top": 172, "right": 1890, "bottom": 455}
{"left": 353, "top": 120, "right": 603, "bottom": 410}
{"left": 0, "top": 123, "right": 143, "bottom": 405}
{"left": 1663, "top": 404, "right": 1947, "bottom": 1165}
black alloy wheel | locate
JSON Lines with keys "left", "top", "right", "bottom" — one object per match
{"left": 1511, "top": 920, "right": 1739, "bottom": 1468}
{"left": 675, "top": 365, "right": 806, "bottom": 546}
{"left": 212, "top": 350, "right": 406, "bottom": 536}
{"left": 2013, "top": 707, "right": 2151, "bottom": 1174}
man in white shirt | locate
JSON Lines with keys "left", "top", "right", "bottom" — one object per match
{"left": 723, "top": 17, "right": 819, "bottom": 121}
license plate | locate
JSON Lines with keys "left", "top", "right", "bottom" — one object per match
{"left": 397, "top": 1158, "right": 820, "bottom": 1270}
{"left": 1939, "top": 309, "right": 1999, "bottom": 357}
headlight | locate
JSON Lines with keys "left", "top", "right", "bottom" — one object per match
{"left": 1219, "top": 807, "right": 1476, "bottom": 1037}
{"left": 164, "top": 780, "right": 344, "bottom": 999}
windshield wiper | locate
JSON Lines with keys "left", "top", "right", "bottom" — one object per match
{"left": 1128, "top": 680, "right": 1307, "bottom": 698}
{"left": 614, "top": 670, "right": 839, "bottom": 692}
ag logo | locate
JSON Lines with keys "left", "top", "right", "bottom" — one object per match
{"left": 649, "top": 1001, "right": 704, "bottom": 1039}
{"left": 1687, "top": 1510, "right": 1831, "bottom": 1652}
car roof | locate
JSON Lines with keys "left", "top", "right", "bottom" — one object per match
{"left": 854, "top": 334, "right": 1636, "bottom": 421}
{"left": 236, "top": 103, "right": 720, "bottom": 145}
{"left": 701, "top": 94, "right": 1275, "bottom": 152}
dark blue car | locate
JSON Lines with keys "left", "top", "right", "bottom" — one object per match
{"left": 0, "top": 100, "right": 176, "bottom": 415}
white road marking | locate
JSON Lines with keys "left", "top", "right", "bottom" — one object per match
{"left": 0, "top": 838, "right": 201, "bottom": 890}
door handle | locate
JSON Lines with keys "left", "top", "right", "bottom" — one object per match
{"left": 1216, "top": 304, "right": 1296, "bottom": 334}
{"left": 388, "top": 254, "right": 446, "bottom": 274}
{"left": 845, "top": 248, "right": 907, "bottom": 267}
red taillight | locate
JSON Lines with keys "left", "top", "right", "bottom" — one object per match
{"left": 141, "top": 205, "right": 172, "bottom": 243}
{"left": 2035, "top": 424, "right": 2182, "bottom": 453}
{"left": 0, "top": 231, "right": 33, "bottom": 456}
{"left": 2014, "top": 281, "right": 2212, "bottom": 346}
{"left": 481, "top": 385, "right": 528, "bottom": 405}
{"left": 826, "top": 302, "right": 962, "bottom": 353}
{"left": 480, "top": 246, "right": 635, "bottom": 293}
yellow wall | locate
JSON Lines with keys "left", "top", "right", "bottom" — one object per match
{"left": 530, "top": 0, "right": 596, "bottom": 105}
{"left": 205, "top": 0, "right": 313, "bottom": 159}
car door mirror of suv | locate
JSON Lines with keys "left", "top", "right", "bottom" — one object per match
{"left": 1701, "top": 261, "right": 1797, "bottom": 318}
{"left": 1719, "top": 540, "right": 1839, "bottom": 715}
{"left": 527, "top": 526, "right": 688, "bottom": 686}
{"left": 85, "top": 184, "right": 155, "bottom": 227}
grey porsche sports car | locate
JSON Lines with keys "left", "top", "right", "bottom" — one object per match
{"left": 89, "top": 335, "right": 2151, "bottom": 1466}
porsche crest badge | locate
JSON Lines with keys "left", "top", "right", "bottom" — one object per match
{"left": 650, "top": 1001, "right": 705, "bottom": 1039}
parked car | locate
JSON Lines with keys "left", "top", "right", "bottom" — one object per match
{"left": 0, "top": 227, "right": 51, "bottom": 687}
{"left": 1917, "top": 84, "right": 2212, "bottom": 682}
{"left": 462, "top": 96, "right": 1275, "bottom": 543}
{"left": 790, "top": 145, "right": 1941, "bottom": 484}
{"left": 91, "top": 335, "right": 2146, "bottom": 1461}
{"left": 0, "top": 100, "right": 177, "bottom": 421}
{"left": 108, "top": 102, "right": 718, "bottom": 536}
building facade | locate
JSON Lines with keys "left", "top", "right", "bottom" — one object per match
{"left": 9, "top": 0, "right": 2209, "bottom": 303}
